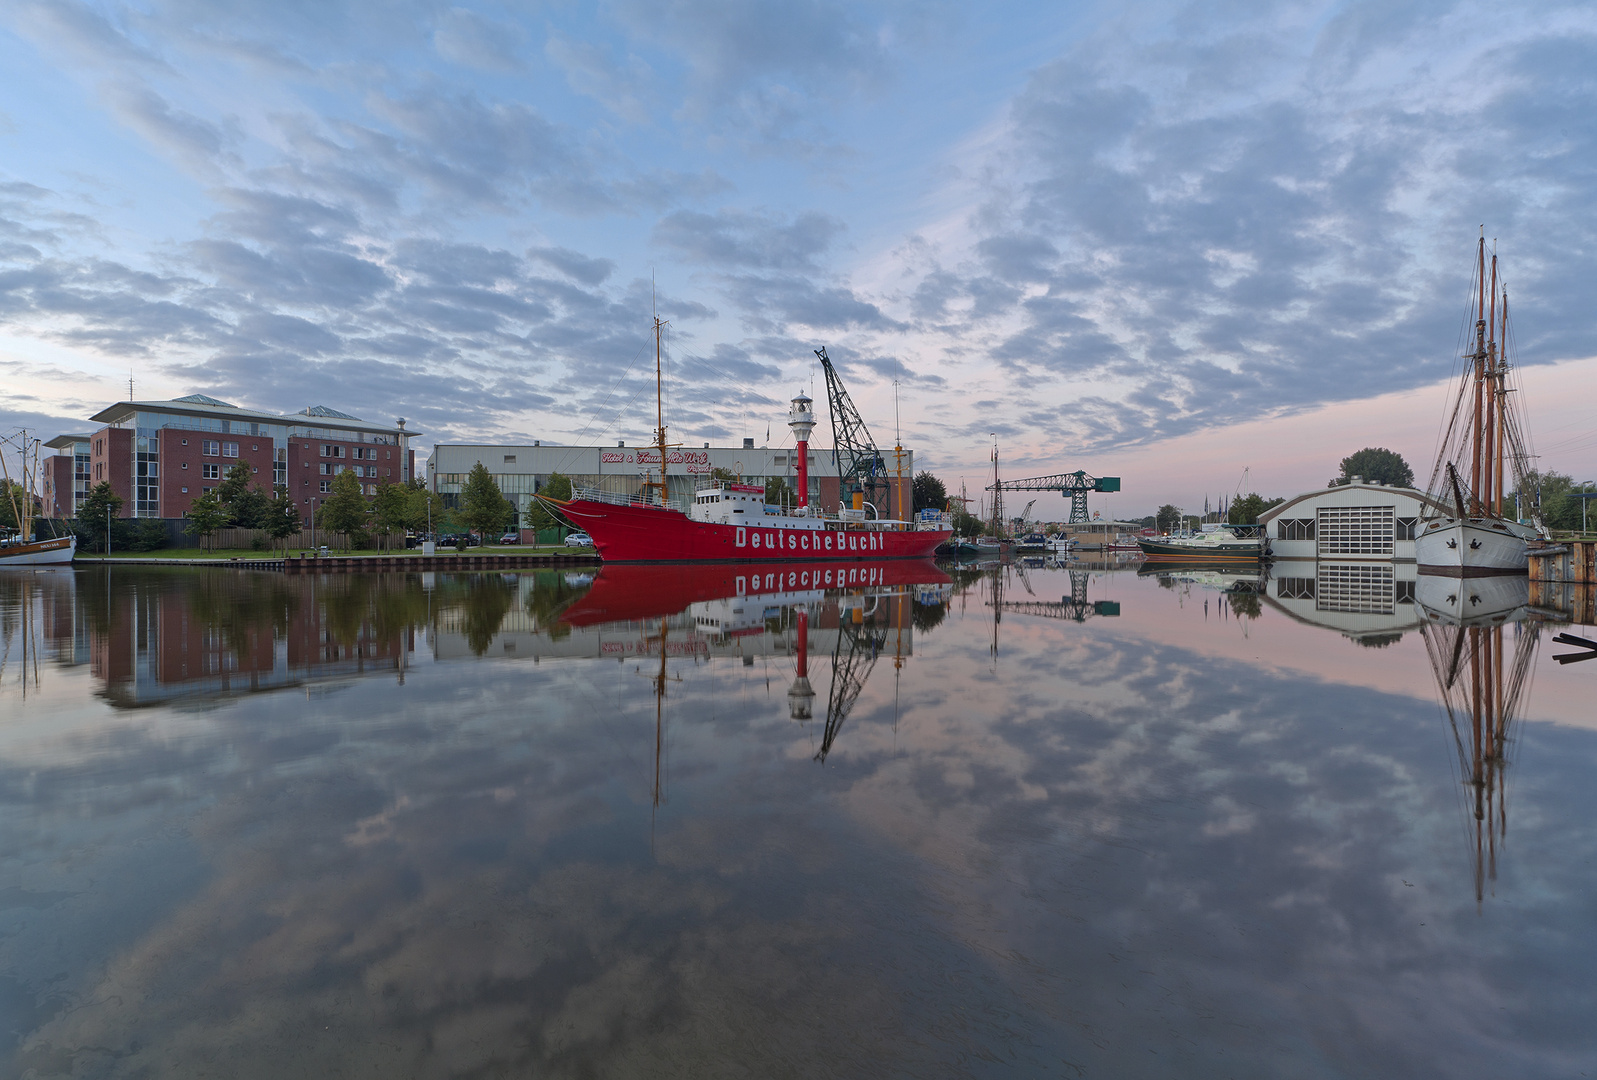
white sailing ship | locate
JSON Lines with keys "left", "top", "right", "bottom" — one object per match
{"left": 1, "top": 430, "right": 77, "bottom": 568}
{"left": 1416, "top": 233, "right": 1544, "bottom": 578}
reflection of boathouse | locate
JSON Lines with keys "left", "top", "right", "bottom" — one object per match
{"left": 1258, "top": 481, "right": 1448, "bottom": 642}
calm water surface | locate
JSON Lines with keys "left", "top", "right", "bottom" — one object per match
{"left": 1, "top": 561, "right": 1594, "bottom": 1078}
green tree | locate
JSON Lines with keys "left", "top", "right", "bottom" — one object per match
{"left": 527, "top": 472, "right": 573, "bottom": 533}
{"left": 765, "top": 476, "right": 795, "bottom": 508}
{"left": 76, "top": 481, "right": 124, "bottom": 553}
{"left": 912, "top": 471, "right": 948, "bottom": 515}
{"left": 711, "top": 466, "right": 738, "bottom": 483}
{"left": 371, "top": 482, "right": 411, "bottom": 550}
{"left": 185, "top": 490, "right": 229, "bottom": 551}
{"left": 1227, "top": 493, "right": 1286, "bottom": 526}
{"left": 319, "top": 468, "right": 370, "bottom": 549}
{"left": 950, "top": 507, "right": 982, "bottom": 537}
{"left": 405, "top": 485, "right": 445, "bottom": 536}
{"left": 0, "top": 479, "right": 39, "bottom": 535}
{"left": 1516, "top": 470, "right": 1582, "bottom": 532}
{"left": 1155, "top": 504, "right": 1182, "bottom": 532}
{"left": 264, "top": 484, "right": 302, "bottom": 551}
{"left": 459, "top": 462, "right": 515, "bottom": 538}
{"left": 1335, "top": 448, "right": 1414, "bottom": 488}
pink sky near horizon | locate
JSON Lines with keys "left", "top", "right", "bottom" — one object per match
{"left": 938, "top": 354, "right": 1597, "bottom": 522}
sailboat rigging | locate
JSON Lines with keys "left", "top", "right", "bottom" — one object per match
{"left": 1416, "top": 232, "right": 1543, "bottom": 577}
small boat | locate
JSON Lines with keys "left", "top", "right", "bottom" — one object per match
{"left": 936, "top": 540, "right": 981, "bottom": 560}
{"left": 1014, "top": 532, "right": 1048, "bottom": 553}
{"left": 0, "top": 534, "right": 77, "bottom": 567}
{"left": 1136, "top": 523, "right": 1265, "bottom": 562}
{"left": 1415, "top": 233, "right": 1544, "bottom": 577}
{"left": 1, "top": 430, "right": 76, "bottom": 568}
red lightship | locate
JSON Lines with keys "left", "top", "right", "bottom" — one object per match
{"left": 540, "top": 329, "right": 952, "bottom": 563}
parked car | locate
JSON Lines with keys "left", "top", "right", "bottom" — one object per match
{"left": 499, "top": 532, "right": 520, "bottom": 545}
{"left": 564, "top": 531, "right": 593, "bottom": 547}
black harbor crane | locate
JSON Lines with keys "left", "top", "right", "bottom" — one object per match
{"left": 815, "top": 346, "right": 887, "bottom": 512}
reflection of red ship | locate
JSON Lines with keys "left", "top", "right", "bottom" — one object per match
{"left": 560, "top": 559, "right": 949, "bottom": 627}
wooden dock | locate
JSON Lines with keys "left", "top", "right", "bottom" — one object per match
{"left": 1529, "top": 541, "right": 1597, "bottom": 623}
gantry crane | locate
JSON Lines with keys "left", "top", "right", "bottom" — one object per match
{"left": 987, "top": 470, "right": 1121, "bottom": 525}
{"left": 815, "top": 346, "right": 886, "bottom": 512}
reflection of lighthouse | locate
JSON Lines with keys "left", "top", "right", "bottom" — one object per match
{"left": 788, "top": 606, "right": 814, "bottom": 720}
{"left": 789, "top": 392, "right": 814, "bottom": 510}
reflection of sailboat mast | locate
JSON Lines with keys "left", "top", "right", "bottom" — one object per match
{"left": 653, "top": 616, "right": 667, "bottom": 810}
{"left": 1423, "top": 616, "right": 1541, "bottom": 904}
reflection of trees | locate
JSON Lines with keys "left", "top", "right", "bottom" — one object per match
{"left": 186, "top": 572, "right": 302, "bottom": 664}
{"left": 1355, "top": 632, "right": 1403, "bottom": 649}
{"left": 1227, "top": 588, "right": 1261, "bottom": 619}
{"left": 524, "top": 571, "right": 593, "bottom": 642}
{"left": 458, "top": 576, "right": 518, "bottom": 656}
{"left": 910, "top": 599, "right": 947, "bottom": 632}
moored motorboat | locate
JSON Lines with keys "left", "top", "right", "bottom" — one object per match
{"left": 1136, "top": 523, "right": 1265, "bottom": 562}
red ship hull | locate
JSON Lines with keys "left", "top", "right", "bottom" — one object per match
{"left": 561, "top": 559, "right": 950, "bottom": 627}
{"left": 552, "top": 497, "right": 951, "bottom": 563}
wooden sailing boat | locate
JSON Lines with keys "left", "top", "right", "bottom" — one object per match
{"left": 1416, "top": 233, "right": 1542, "bottom": 576}
{"left": 1, "top": 429, "right": 76, "bottom": 567}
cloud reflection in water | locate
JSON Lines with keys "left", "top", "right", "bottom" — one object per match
{"left": 0, "top": 564, "right": 1593, "bottom": 1078}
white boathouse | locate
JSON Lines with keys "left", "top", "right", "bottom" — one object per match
{"left": 1257, "top": 480, "right": 1448, "bottom": 562}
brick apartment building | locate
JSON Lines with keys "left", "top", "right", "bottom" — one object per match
{"left": 56, "top": 394, "right": 417, "bottom": 523}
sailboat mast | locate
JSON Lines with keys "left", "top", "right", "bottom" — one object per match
{"left": 1470, "top": 234, "right": 1486, "bottom": 514}
{"left": 1496, "top": 288, "right": 1508, "bottom": 518}
{"left": 1482, "top": 250, "right": 1498, "bottom": 515}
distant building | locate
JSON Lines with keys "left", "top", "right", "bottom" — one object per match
{"left": 49, "top": 395, "right": 417, "bottom": 522}
{"left": 42, "top": 434, "right": 91, "bottom": 519}
{"left": 427, "top": 438, "right": 915, "bottom": 532}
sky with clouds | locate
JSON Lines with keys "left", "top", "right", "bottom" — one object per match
{"left": 2, "top": 0, "right": 1595, "bottom": 515}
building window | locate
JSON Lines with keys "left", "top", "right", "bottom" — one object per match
{"left": 181, "top": 438, "right": 188, "bottom": 445}
{"left": 203, "top": 440, "right": 219, "bottom": 456}
{"left": 504, "top": 455, "right": 516, "bottom": 464}
{"left": 203, "top": 464, "right": 219, "bottom": 479}
{"left": 223, "top": 442, "right": 238, "bottom": 457}
{"left": 1395, "top": 517, "right": 1418, "bottom": 541}
{"left": 181, "top": 486, "right": 188, "bottom": 494}
{"left": 320, "top": 480, "right": 331, "bottom": 493}
{"left": 1317, "top": 506, "right": 1395, "bottom": 557}
{"left": 202, "top": 486, "right": 213, "bottom": 494}
{"left": 1276, "top": 518, "right": 1315, "bottom": 541}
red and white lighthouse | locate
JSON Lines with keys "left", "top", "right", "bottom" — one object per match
{"left": 788, "top": 392, "right": 815, "bottom": 509}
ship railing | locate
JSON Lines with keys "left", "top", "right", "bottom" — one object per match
{"left": 569, "top": 483, "right": 667, "bottom": 510}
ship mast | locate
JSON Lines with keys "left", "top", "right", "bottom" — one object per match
{"left": 1470, "top": 232, "right": 1487, "bottom": 515}
{"left": 642, "top": 313, "right": 672, "bottom": 505}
